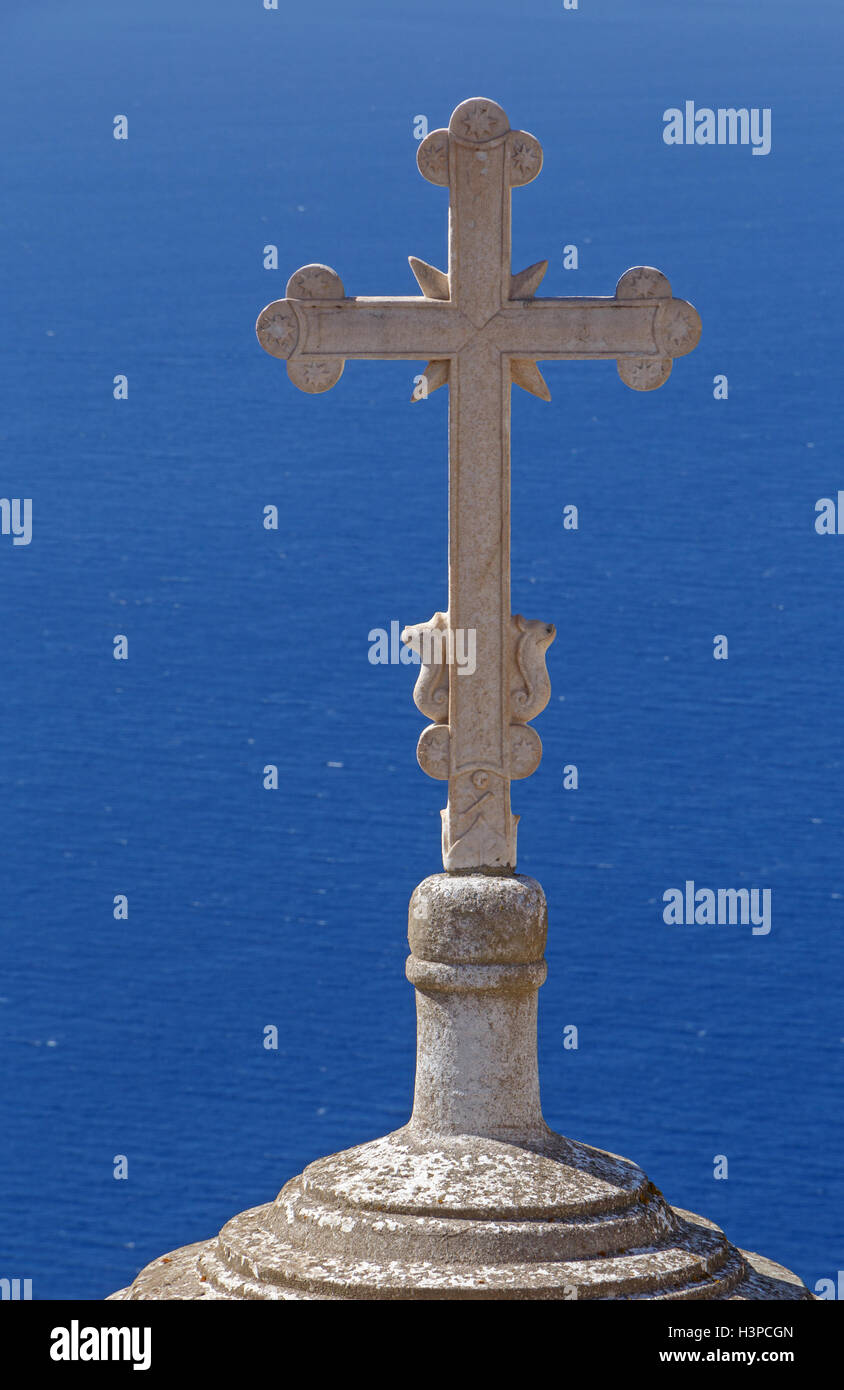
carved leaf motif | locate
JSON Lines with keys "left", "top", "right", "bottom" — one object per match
{"left": 402, "top": 612, "right": 450, "bottom": 722}
{"left": 510, "top": 260, "right": 548, "bottom": 300}
{"left": 410, "top": 360, "right": 449, "bottom": 403}
{"left": 509, "top": 614, "right": 556, "bottom": 723}
{"left": 408, "top": 257, "right": 450, "bottom": 301}
{"left": 510, "top": 358, "right": 551, "bottom": 401}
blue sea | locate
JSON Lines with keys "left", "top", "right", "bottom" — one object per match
{"left": 1, "top": 0, "right": 842, "bottom": 1300}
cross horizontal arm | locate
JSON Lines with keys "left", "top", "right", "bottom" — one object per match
{"left": 258, "top": 295, "right": 467, "bottom": 362}
{"left": 493, "top": 294, "right": 701, "bottom": 361}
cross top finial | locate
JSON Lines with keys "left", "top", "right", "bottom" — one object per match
{"left": 417, "top": 97, "right": 542, "bottom": 188}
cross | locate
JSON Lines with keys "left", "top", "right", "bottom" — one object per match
{"left": 256, "top": 97, "right": 701, "bottom": 872}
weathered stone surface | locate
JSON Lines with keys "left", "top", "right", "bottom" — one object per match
{"left": 110, "top": 1131, "right": 811, "bottom": 1301}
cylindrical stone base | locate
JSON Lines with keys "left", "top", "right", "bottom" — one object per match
{"left": 406, "top": 873, "right": 548, "bottom": 1138}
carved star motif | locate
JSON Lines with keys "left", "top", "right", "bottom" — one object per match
{"left": 299, "top": 361, "right": 332, "bottom": 388}
{"left": 428, "top": 136, "right": 448, "bottom": 165}
{"left": 258, "top": 312, "right": 295, "bottom": 356}
{"left": 510, "top": 140, "right": 539, "bottom": 178}
{"left": 460, "top": 105, "right": 497, "bottom": 141}
{"left": 663, "top": 302, "right": 698, "bottom": 354}
{"left": 627, "top": 358, "right": 663, "bottom": 387}
{"left": 303, "top": 269, "right": 334, "bottom": 297}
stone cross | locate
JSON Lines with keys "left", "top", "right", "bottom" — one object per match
{"left": 256, "top": 97, "right": 701, "bottom": 871}
{"left": 110, "top": 98, "right": 814, "bottom": 1305}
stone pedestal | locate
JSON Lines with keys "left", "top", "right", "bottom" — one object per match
{"left": 110, "top": 875, "right": 812, "bottom": 1300}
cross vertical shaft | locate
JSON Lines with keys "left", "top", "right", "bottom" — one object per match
{"left": 442, "top": 103, "right": 516, "bottom": 869}
{"left": 445, "top": 341, "right": 516, "bottom": 868}
{"left": 409, "top": 100, "right": 553, "bottom": 870}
